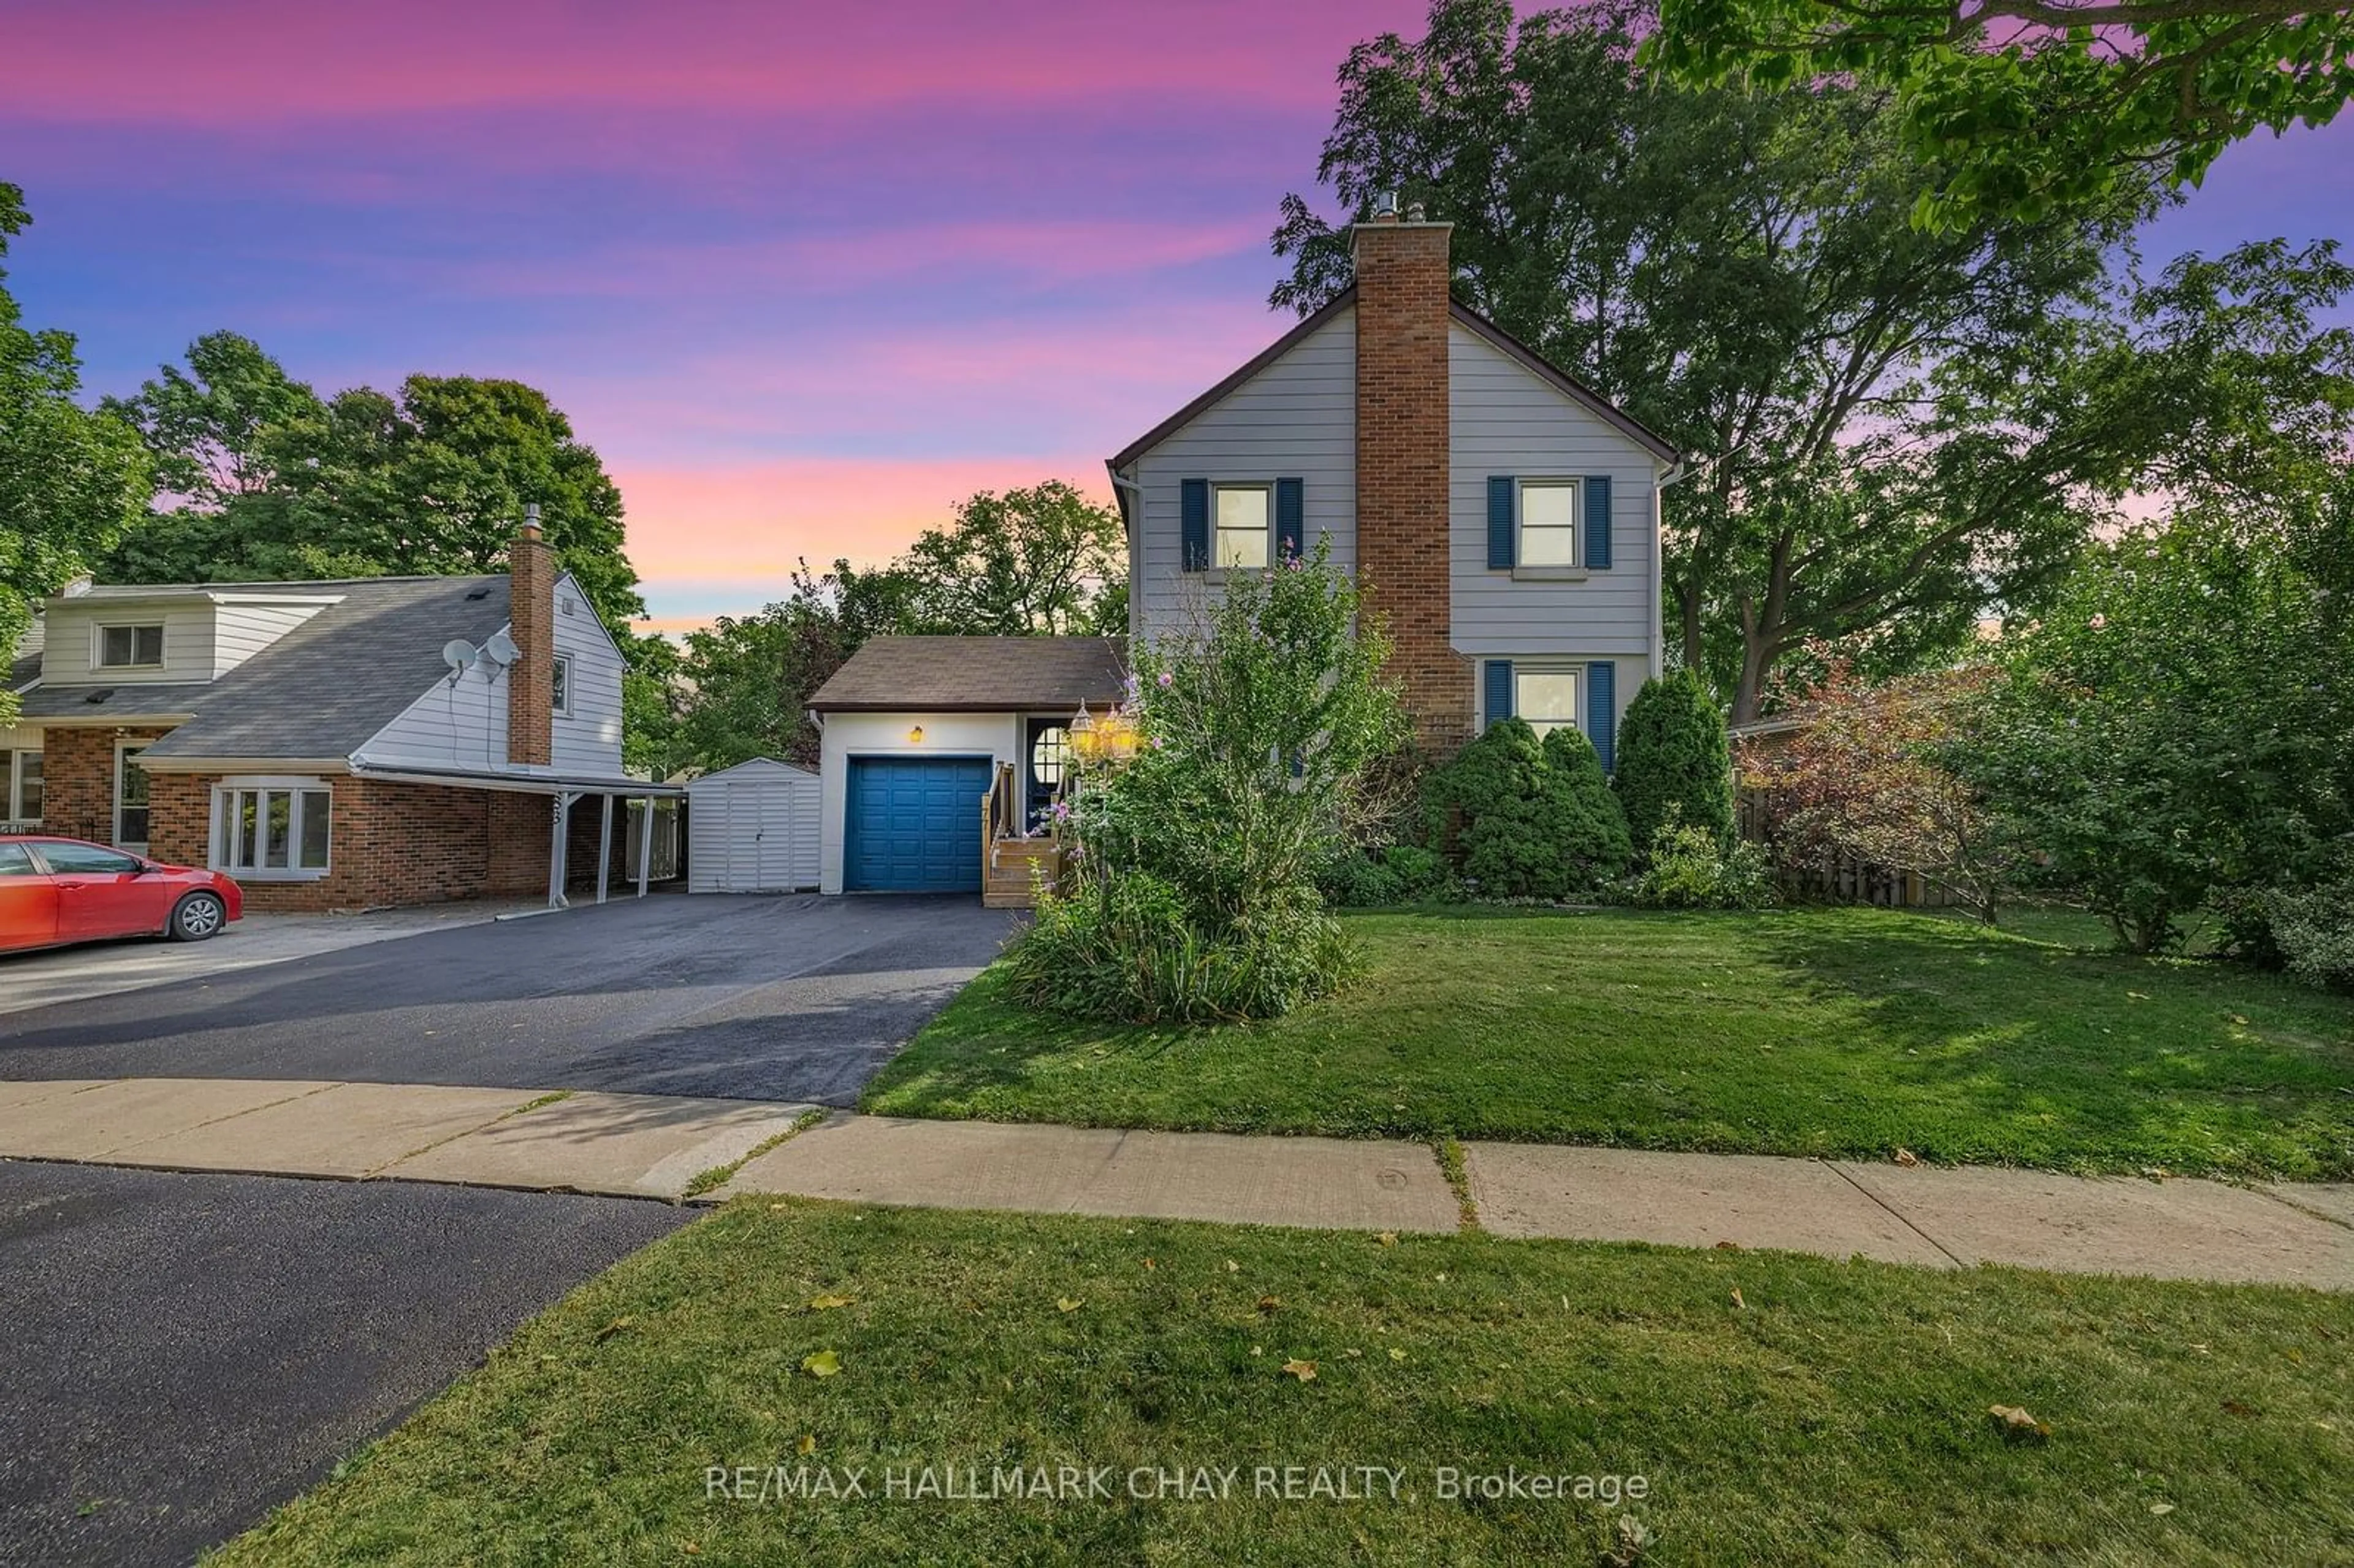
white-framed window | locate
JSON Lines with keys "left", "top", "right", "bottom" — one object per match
{"left": 1514, "top": 665, "right": 1580, "bottom": 740}
{"left": 211, "top": 779, "right": 332, "bottom": 878}
{"left": 97, "top": 623, "right": 166, "bottom": 669}
{"left": 1212, "top": 482, "right": 1271, "bottom": 570}
{"left": 551, "top": 653, "right": 574, "bottom": 716}
{"left": 115, "top": 742, "right": 150, "bottom": 850}
{"left": 4, "top": 748, "right": 40, "bottom": 823}
{"left": 1517, "top": 480, "right": 1580, "bottom": 568}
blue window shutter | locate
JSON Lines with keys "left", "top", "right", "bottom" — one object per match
{"left": 1586, "top": 660, "right": 1617, "bottom": 772}
{"left": 1487, "top": 477, "right": 1515, "bottom": 569}
{"left": 1275, "top": 477, "right": 1305, "bottom": 560}
{"left": 1181, "top": 479, "right": 1209, "bottom": 573}
{"left": 1484, "top": 660, "right": 1514, "bottom": 730}
{"left": 1584, "top": 474, "right": 1613, "bottom": 570}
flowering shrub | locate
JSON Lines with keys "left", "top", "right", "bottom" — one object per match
{"left": 1009, "top": 539, "right": 1408, "bottom": 1021}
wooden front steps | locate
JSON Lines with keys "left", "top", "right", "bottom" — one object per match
{"left": 985, "top": 837, "right": 1065, "bottom": 910}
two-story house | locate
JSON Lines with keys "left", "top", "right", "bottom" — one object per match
{"left": 806, "top": 210, "right": 1674, "bottom": 898}
{"left": 2, "top": 521, "right": 675, "bottom": 911}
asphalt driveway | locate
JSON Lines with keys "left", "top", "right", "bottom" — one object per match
{"left": 0, "top": 894, "right": 1021, "bottom": 1105}
{"left": 0, "top": 1160, "right": 686, "bottom": 1568}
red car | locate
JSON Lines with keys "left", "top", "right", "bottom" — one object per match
{"left": 0, "top": 835, "right": 243, "bottom": 954}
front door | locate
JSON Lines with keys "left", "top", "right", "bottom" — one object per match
{"left": 1024, "top": 717, "right": 1070, "bottom": 832}
{"left": 115, "top": 744, "right": 151, "bottom": 853}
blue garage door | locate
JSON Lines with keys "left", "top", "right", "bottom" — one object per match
{"left": 845, "top": 756, "right": 994, "bottom": 893}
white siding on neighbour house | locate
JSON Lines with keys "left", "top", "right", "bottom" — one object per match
{"left": 1448, "top": 322, "right": 1660, "bottom": 663}
{"left": 550, "top": 577, "right": 628, "bottom": 775}
{"left": 36, "top": 600, "right": 218, "bottom": 685}
{"left": 210, "top": 600, "right": 332, "bottom": 676}
{"left": 1129, "top": 305, "right": 1357, "bottom": 645}
{"left": 355, "top": 573, "right": 627, "bottom": 778}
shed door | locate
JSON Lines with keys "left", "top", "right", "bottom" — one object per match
{"left": 844, "top": 757, "right": 990, "bottom": 894}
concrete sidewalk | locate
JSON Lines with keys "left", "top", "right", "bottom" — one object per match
{"left": 5, "top": 1079, "right": 2352, "bottom": 1289}
{"left": 0, "top": 1078, "right": 815, "bottom": 1201}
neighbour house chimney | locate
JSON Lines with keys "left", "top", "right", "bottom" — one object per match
{"left": 1353, "top": 204, "right": 1468, "bottom": 752}
{"left": 506, "top": 506, "right": 555, "bottom": 766}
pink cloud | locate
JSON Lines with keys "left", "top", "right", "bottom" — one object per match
{"left": 7, "top": 1, "right": 1427, "bottom": 126}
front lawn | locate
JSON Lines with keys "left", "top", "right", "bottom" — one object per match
{"left": 863, "top": 907, "right": 2354, "bottom": 1180}
{"left": 217, "top": 1200, "right": 2354, "bottom": 1566}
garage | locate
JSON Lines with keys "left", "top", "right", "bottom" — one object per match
{"left": 685, "top": 758, "right": 821, "bottom": 892}
{"left": 844, "top": 756, "right": 992, "bottom": 893}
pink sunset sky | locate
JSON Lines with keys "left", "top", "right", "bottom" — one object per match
{"left": 7, "top": 0, "right": 2349, "bottom": 633}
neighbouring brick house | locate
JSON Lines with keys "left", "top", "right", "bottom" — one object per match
{"left": 804, "top": 204, "right": 1676, "bottom": 898}
{"left": 2, "top": 522, "right": 677, "bottom": 911}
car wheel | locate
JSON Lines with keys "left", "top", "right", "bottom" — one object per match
{"left": 170, "top": 891, "right": 228, "bottom": 942}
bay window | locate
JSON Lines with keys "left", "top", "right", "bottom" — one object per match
{"left": 213, "top": 781, "right": 332, "bottom": 877}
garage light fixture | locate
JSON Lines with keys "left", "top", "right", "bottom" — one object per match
{"left": 907, "top": 725, "right": 924, "bottom": 744}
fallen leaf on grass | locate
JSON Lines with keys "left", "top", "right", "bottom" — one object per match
{"left": 1988, "top": 1404, "right": 2049, "bottom": 1440}
{"left": 1057, "top": 1298, "right": 1083, "bottom": 1313}
{"left": 1343, "top": 1348, "right": 1363, "bottom": 1358}
{"left": 807, "top": 1294, "right": 854, "bottom": 1311}
{"left": 1713, "top": 1240, "right": 1741, "bottom": 1251}
{"left": 1141, "top": 1258, "right": 1156, "bottom": 1271}
{"left": 1730, "top": 1288, "right": 1746, "bottom": 1309}
{"left": 801, "top": 1350, "right": 842, "bottom": 1379}
{"left": 593, "top": 1316, "right": 636, "bottom": 1343}
{"left": 1388, "top": 1347, "right": 1407, "bottom": 1361}
{"left": 797, "top": 1434, "right": 817, "bottom": 1455}
{"left": 1377, "top": 1233, "right": 1398, "bottom": 1247}
{"left": 1892, "top": 1148, "right": 1921, "bottom": 1168}
{"left": 2149, "top": 1502, "right": 2176, "bottom": 1516}
{"left": 1224, "top": 1260, "right": 1240, "bottom": 1273}
{"left": 1256, "top": 1296, "right": 1282, "bottom": 1314}
{"left": 1281, "top": 1359, "right": 1317, "bottom": 1382}
{"left": 2222, "top": 1399, "right": 2258, "bottom": 1418}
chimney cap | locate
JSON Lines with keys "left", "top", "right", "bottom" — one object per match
{"left": 519, "top": 501, "right": 543, "bottom": 542}
{"left": 1371, "top": 191, "right": 1400, "bottom": 223}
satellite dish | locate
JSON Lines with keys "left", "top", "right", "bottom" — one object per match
{"left": 482, "top": 628, "right": 520, "bottom": 667}
{"left": 441, "top": 639, "right": 479, "bottom": 685}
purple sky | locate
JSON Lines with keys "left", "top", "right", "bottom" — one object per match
{"left": 6, "top": 1, "right": 2348, "bottom": 630}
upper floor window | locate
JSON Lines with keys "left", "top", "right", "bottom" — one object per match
{"left": 97, "top": 623, "right": 166, "bottom": 668}
{"left": 1518, "top": 481, "right": 1580, "bottom": 568}
{"left": 551, "top": 654, "right": 574, "bottom": 716}
{"left": 1214, "top": 483, "right": 1271, "bottom": 570}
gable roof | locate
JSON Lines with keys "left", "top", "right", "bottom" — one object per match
{"left": 809, "top": 636, "right": 1127, "bottom": 713}
{"left": 15, "top": 576, "right": 515, "bottom": 760}
{"left": 1103, "top": 285, "right": 1677, "bottom": 473}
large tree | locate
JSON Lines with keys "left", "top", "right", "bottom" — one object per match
{"left": 1276, "top": 0, "right": 2348, "bottom": 720}
{"left": 0, "top": 183, "right": 152, "bottom": 722}
{"left": 1651, "top": 0, "right": 2354, "bottom": 230}
{"left": 105, "top": 358, "right": 647, "bottom": 629}
{"left": 893, "top": 481, "right": 1126, "bottom": 636}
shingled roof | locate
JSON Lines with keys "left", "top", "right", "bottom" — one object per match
{"left": 809, "top": 636, "right": 1127, "bottom": 712}
{"left": 14, "top": 576, "right": 514, "bottom": 760}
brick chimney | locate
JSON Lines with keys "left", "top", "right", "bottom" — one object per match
{"left": 506, "top": 508, "right": 555, "bottom": 766}
{"left": 1353, "top": 202, "right": 1468, "bottom": 753}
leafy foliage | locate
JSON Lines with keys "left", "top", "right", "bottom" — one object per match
{"left": 893, "top": 481, "right": 1125, "bottom": 636}
{"left": 1957, "top": 510, "right": 2353, "bottom": 954}
{"left": 1651, "top": 0, "right": 2354, "bottom": 231}
{"left": 2265, "top": 875, "right": 2354, "bottom": 992}
{"left": 1276, "top": 1, "right": 2354, "bottom": 718}
{"left": 1319, "top": 843, "right": 1453, "bottom": 907}
{"left": 1014, "top": 543, "right": 1407, "bottom": 1021}
{"left": 1421, "top": 719, "right": 1633, "bottom": 899}
{"left": 1629, "top": 811, "right": 1775, "bottom": 909}
{"left": 1743, "top": 660, "right": 2015, "bottom": 921}
{"left": 1614, "top": 669, "right": 1735, "bottom": 858}
{"left": 0, "top": 184, "right": 154, "bottom": 723}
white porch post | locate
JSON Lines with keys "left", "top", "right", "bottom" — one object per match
{"left": 596, "top": 792, "right": 614, "bottom": 905}
{"left": 546, "top": 791, "right": 574, "bottom": 909}
{"left": 635, "top": 797, "right": 655, "bottom": 897}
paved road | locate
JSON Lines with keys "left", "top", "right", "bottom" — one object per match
{"left": 0, "top": 1160, "right": 686, "bottom": 1568}
{"left": 0, "top": 894, "right": 1020, "bottom": 1105}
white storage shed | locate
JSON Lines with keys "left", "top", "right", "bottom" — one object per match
{"left": 685, "top": 758, "right": 822, "bottom": 892}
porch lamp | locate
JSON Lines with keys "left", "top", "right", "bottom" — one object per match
{"left": 1067, "top": 701, "right": 1101, "bottom": 763}
{"left": 1099, "top": 706, "right": 1138, "bottom": 761}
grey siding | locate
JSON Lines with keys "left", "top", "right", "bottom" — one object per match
{"left": 1129, "top": 305, "right": 1356, "bottom": 643}
{"left": 1448, "top": 323, "right": 1659, "bottom": 661}
{"left": 550, "top": 577, "right": 628, "bottom": 775}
